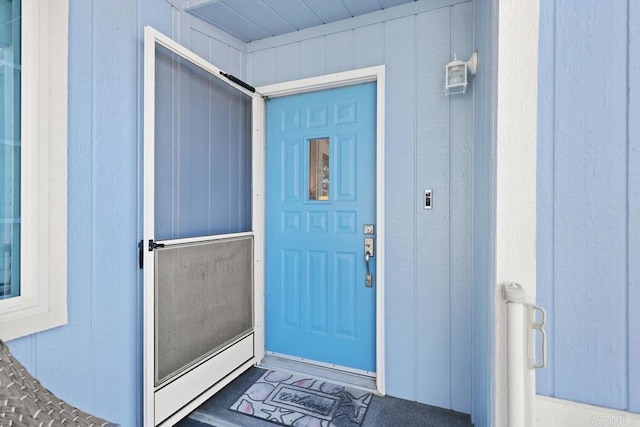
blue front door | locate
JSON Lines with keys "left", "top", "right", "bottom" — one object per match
{"left": 266, "top": 83, "right": 377, "bottom": 372}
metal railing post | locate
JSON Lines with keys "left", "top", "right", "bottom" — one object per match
{"left": 503, "top": 282, "right": 547, "bottom": 427}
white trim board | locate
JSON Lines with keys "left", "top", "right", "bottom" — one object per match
{"left": 493, "top": 0, "right": 540, "bottom": 426}
{"left": 535, "top": 396, "right": 640, "bottom": 427}
{"left": 256, "top": 65, "right": 387, "bottom": 395}
{"left": 252, "top": 95, "right": 267, "bottom": 366}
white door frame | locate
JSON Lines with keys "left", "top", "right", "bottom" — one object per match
{"left": 143, "top": 26, "right": 264, "bottom": 426}
{"left": 255, "top": 66, "right": 387, "bottom": 395}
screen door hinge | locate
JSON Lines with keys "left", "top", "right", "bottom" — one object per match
{"left": 138, "top": 240, "right": 144, "bottom": 269}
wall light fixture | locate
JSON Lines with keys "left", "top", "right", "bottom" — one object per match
{"left": 445, "top": 51, "right": 478, "bottom": 96}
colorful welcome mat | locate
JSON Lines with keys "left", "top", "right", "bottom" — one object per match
{"left": 230, "top": 370, "right": 373, "bottom": 426}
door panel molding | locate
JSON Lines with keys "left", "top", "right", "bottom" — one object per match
{"left": 257, "top": 65, "right": 386, "bottom": 394}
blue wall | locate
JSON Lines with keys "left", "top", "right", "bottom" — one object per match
{"left": 472, "top": 0, "right": 497, "bottom": 425}
{"left": 247, "top": 0, "right": 474, "bottom": 413}
{"left": 537, "top": 0, "right": 640, "bottom": 412}
{"left": 5, "top": 0, "right": 485, "bottom": 423}
{"left": 7, "top": 1, "right": 246, "bottom": 425}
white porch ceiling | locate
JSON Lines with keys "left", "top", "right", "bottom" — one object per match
{"left": 186, "top": 0, "right": 417, "bottom": 43}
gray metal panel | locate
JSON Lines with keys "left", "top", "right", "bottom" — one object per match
{"left": 155, "top": 236, "right": 253, "bottom": 385}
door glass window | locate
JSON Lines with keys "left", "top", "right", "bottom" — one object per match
{"left": 308, "top": 138, "right": 329, "bottom": 201}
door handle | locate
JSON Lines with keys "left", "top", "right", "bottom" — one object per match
{"left": 364, "top": 237, "right": 374, "bottom": 287}
{"left": 364, "top": 237, "right": 374, "bottom": 258}
{"left": 365, "top": 253, "right": 371, "bottom": 274}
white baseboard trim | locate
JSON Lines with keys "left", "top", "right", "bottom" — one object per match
{"left": 536, "top": 395, "right": 640, "bottom": 427}
{"left": 189, "top": 410, "right": 239, "bottom": 427}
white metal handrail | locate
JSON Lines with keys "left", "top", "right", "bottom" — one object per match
{"left": 529, "top": 303, "right": 547, "bottom": 370}
{"left": 503, "top": 282, "right": 548, "bottom": 427}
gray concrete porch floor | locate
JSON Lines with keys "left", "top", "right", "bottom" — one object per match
{"left": 176, "top": 367, "right": 473, "bottom": 427}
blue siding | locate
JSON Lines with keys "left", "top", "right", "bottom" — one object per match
{"left": 10, "top": 1, "right": 140, "bottom": 424}
{"left": 415, "top": 8, "right": 451, "bottom": 409}
{"left": 384, "top": 13, "right": 418, "bottom": 405}
{"left": 248, "top": 0, "right": 474, "bottom": 413}
{"left": 8, "top": 2, "right": 247, "bottom": 426}
{"left": 537, "top": 0, "right": 640, "bottom": 411}
{"left": 3, "top": 1, "right": 486, "bottom": 424}
{"left": 629, "top": 0, "right": 640, "bottom": 413}
{"left": 449, "top": 3, "right": 473, "bottom": 413}
{"left": 471, "top": 1, "right": 497, "bottom": 426}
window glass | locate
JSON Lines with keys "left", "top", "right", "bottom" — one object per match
{"left": 0, "top": 0, "right": 20, "bottom": 300}
{"left": 308, "top": 138, "right": 329, "bottom": 201}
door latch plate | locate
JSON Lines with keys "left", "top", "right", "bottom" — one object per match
{"left": 365, "top": 273, "right": 373, "bottom": 287}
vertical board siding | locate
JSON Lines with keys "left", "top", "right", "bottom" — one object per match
{"left": 471, "top": 0, "right": 496, "bottom": 424}
{"left": 325, "top": 30, "right": 355, "bottom": 74}
{"left": 251, "top": 48, "right": 276, "bottom": 87}
{"left": 354, "top": 24, "right": 384, "bottom": 69}
{"left": 275, "top": 43, "right": 300, "bottom": 83}
{"left": 7, "top": 1, "right": 247, "bottom": 426}
{"left": 415, "top": 8, "right": 451, "bottom": 409}
{"left": 299, "top": 38, "right": 326, "bottom": 78}
{"left": 91, "top": 0, "right": 139, "bottom": 419}
{"left": 248, "top": 2, "right": 474, "bottom": 412}
{"left": 449, "top": 2, "right": 473, "bottom": 414}
{"left": 629, "top": 0, "right": 640, "bottom": 414}
{"left": 537, "top": 0, "right": 640, "bottom": 411}
{"left": 535, "top": 0, "right": 556, "bottom": 396}
{"left": 383, "top": 13, "right": 418, "bottom": 403}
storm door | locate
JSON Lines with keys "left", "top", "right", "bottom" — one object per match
{"left": 142, "top": 27, "right": 263, "bottom": 426}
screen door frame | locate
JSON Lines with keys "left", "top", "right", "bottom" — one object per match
{"left": 142, "top": 26, "right": 265, "bottom": 427}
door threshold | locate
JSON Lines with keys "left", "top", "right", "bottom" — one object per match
{"left": 258, "top": 354, "right": 378, "bottom": 394}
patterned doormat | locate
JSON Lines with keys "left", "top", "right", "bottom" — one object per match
{"left": 230, "top": 370, "right": 373, "bottom": 426}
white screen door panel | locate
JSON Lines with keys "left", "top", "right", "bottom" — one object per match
{"left": 142, "top": 27, "right": 262, "bottom": 426}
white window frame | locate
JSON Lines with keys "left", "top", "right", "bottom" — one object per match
{"left": 0, "top": 0, "right": 68, "bottom": 340}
